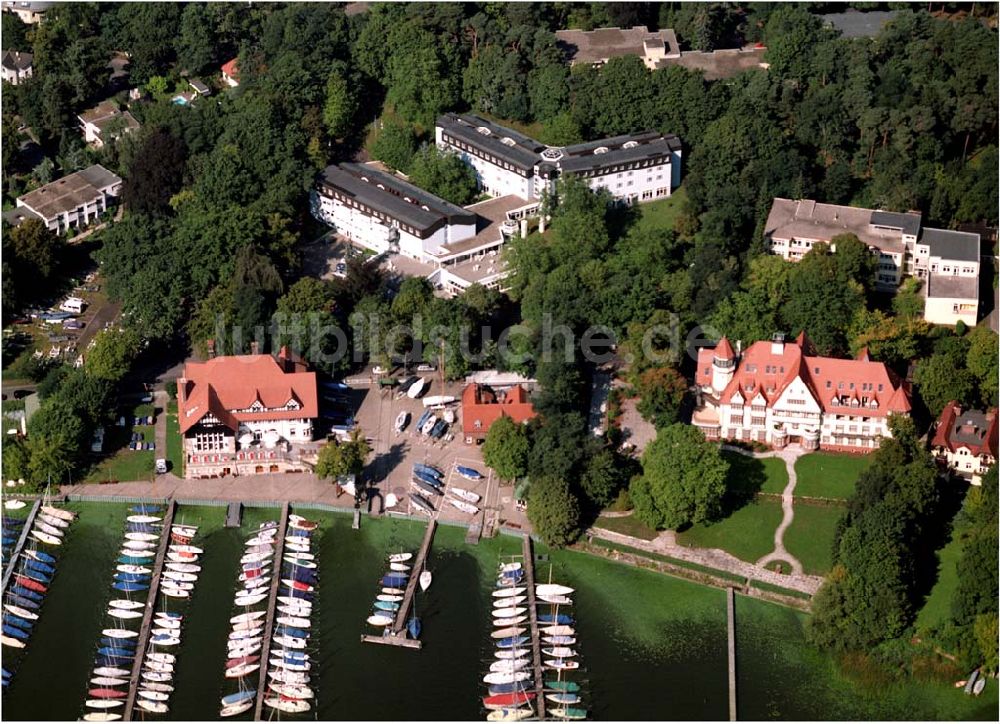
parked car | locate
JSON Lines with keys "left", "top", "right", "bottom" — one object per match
{"left": 12, "top": 389, "right": 31, "bottom": 400}
{"left": 372, "top": 365, "right": 387, "bottom": 375}
{"left": 416, "top": 364, "right": 436, "bottom": 372}
{"left": 155, "top": 459, "right": 168, "bottom": 474}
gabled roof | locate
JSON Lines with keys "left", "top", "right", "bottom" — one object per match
{"left": 703, "top": 334, "right": 911, "bottom": 417}
{"left": 920, "top": 227, "right": 980, "bottom": 263}
{"left": 2, "top": 50, "right": 32, "bottom": 72}
{"left": 931, "top": 401, "right": 998, "bottom": 458}
{"left": 461, "top": 383, "right": 536, "bottom": 436}
{"left": 177, "top": 352, "right": 318, "bottom": 434}
{"left": 221, "top": 58, "right": 239, "bottom": 79}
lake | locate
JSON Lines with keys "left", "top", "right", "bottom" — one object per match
{"left": 1, "top": 502, "right": 995, "bottom": 721}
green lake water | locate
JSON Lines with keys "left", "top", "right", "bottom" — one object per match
{"left": 1, "top": 502, "right": 996, "bottom": 721}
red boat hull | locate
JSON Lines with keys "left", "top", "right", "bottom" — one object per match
{"left": 226, "top": 655, "right": 260, "bottom": 669}
{"left": 289, "top": 581, "right": 311, "bottom": 591}
{"left": 483, "top": 692, "right": 536, "bottom": 707}
{"left": 89, "top": 688, "right": 127, "bottom": 699}
{"left": 15, "top": 575, "right": 47, "bottom": 593}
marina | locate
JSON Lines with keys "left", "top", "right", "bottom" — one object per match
{"left": 123, "top": 500, "right": 177, "bottom": 721}
{"left": 0, "top": 501, "right": 994, "bottom": 721}
{"left": 251, "top": 503, "right": 290, "bottom": 721}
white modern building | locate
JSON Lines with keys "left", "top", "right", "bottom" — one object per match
{"left": 764, "top": 199, "right": 981, "bottom": 325}
{"left": 78, "top": 100, "right": 140, "bottom": 148}
{"left": 3, "top": 165, "right": 122, "bottom": 234}
{"left": 435, "top": 113, "right": 683, "bottom": 205}
{"left": 314, "top": 163, "right": 539, "bottom": 296}
{"left": 316, "top": 163, "right": 478, "bottom": 260}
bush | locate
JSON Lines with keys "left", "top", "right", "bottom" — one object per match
{"left": 606, "top": 487, "right": 633, "bottom": 512}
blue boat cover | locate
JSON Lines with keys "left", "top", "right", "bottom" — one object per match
{"left": 537, "top": 613, "right": 573, "bottom": 625}
{"left": 10, "top": 586, "right": 42, "bottom": 601}
{"left": 112, "top": 582, "right": 149, "bottom": 592}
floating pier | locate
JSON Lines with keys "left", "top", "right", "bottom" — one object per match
{"left": 727, "top": 586, "right": 737, "bottom": 721}
{"left": 361, "top": 517, "right": 436, "bottom": 650}
{"left": 252, "top": 502, "right": 290, "bottom": 721}
{"left": 123, "top": 498, "right": 177, "bottom": 722}
{"left": 0, "top": 498, "right": 41, "bottom": 594}
{"left": 521, "top": 534, "right": 547, "bottom": 722}
{"left": 352, "top": 508, "right": 361, "bottom": 530}
{"left": 224, "top": 501, "right": 242, "bottom": 528}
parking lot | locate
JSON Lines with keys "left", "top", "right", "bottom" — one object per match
{"left": 343, "top": 375, "right": 531, "bottom": 532}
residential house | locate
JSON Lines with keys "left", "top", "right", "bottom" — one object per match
{"left": 764, "top": 198, "right": 981, "bottom": 326}
{"left": 461, "top": 383, "right": 536, "bottom": 444}
{"left": 2, "top": 1, "right": 52, "bottom": 24}
{"left": 930, "top": 401, "right": 997, "bottom": 486}
{"left": 555, "top": 25, "right": 681, "bottom": 68}
{"left": 188, "top": 78, "right": 211, "bottom": 96}
{"left": 693, "top": 333, "right": 912, "bottom": 452}
{"left": 176, "top": 347, "right": 319, "bottom": 479}
{"left": 78, "top": 100, "right": 140, "bottom": 148}
{"left": 436, "top": 112, "right": 682, "bottom": 205}
{"left": 1, "top": 50, "right": 32, "bottom": 85}
{"left": 3, "top": 165, "right": 122, "bottom": 233}
{"left": 221, "top": 58, "right": 240, "bottom": 87}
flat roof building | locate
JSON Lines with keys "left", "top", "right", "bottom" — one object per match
{"left": 4, "top": 164, "right": 122, "bottom": 234}
{"left": 765, "top": 197, "right": 982, "bottom": 326}
{"left": 555, "top": 25, "right": 681, "bottom": 68}
{"left": 436, "top": 112, "right": 682, "bottom": 205}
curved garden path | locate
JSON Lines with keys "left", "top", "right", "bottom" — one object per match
{"left": 721, "top": 444, "right": 806, "bottom": 575}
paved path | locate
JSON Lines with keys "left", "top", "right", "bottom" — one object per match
{"left": 588, "top": 526, "right": 824, "bottom": 595}
{"left": 720, "top": 445, "right": 807, "bottom": 575}
{"left": 153, "top": 389, "right": 168, "bottom": 463}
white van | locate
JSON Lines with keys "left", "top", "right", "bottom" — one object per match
{"left": 60, "top": 297, "right": 86, "bottom": 314}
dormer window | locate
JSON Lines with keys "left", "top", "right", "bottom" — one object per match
{"left": 249, "top": 400, "right": 264, "bottom": 412}
{"left": 594, "top": 147, "right": 609, "bottom": 155}
{"left": 622, "top": 141, "right": 638, "bottom": 149}
{"left": 501, "top": 137, "right": 516, "bottom": 147}
{"left": 286, "top": 399, "right": 300, "bottom": 410}
{"left": 477, "top": 126, "right": 491, "bottom": 136}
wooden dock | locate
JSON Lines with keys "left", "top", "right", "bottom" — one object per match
{"left": 521, "top": 534, "right": 546, "bottom": 722}
{"left": 352, "top": 509, "right": 360, "bottom": 529}
{"left": 1, "top": 498, "right": 41, "bottom": 594}
{"left": 252, "top": 502, "right": 290, "bottom": 721}
{"left": 361, "top": 517, "right": 436, "bottom": 650}
{"left": 727, "top": 587, "right": 737, "bottom": 721}
{"left": 123, "top": 499, "right": 177, "bottom": 722}
{"left": 224, "top": 502, "right": 242, "bottom": 528}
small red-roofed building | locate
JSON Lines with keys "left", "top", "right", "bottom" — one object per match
{"left": 221, "top": 57, "right": 240, "bottom": 87}
{"left": 176, "top": 346, "right": 318, "bottom": 478}
{"left": 930, "top": 401, "right": 997, "bottom": 485}
{"left": 693, "top": 332, "right": 911, "bottom": 452}
{"left": 461, "top": 383, "right": 536, "bottom": 443}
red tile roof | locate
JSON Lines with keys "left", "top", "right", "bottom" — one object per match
{"left": 699, "top": 335, "right": 911, "bottom": 417}
{"left": 461, "top": 383, "right": 536, "bottom": 437}
{"left": 177, "top": 351, "right": 317, "bottom": 434}
{"left": 714, "top": 336, "right": 735, "bottom": 360}
{"left": 931, "top": 401, "right": 998, "bottom": 458}
{"left": 221, "top": 58, "right": 239, "bottom": 80}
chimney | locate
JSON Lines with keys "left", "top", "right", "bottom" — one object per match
{"left": 176, "top": 378, "right": 187, "bottom": 405}
{"left": 250, "top": 340, "right": 259, "bottom": 355}
{"left": 206, "top": 339, "right": 215, "bottom": 358}
{"left": 771, "top": 333, "right": 785, "bottom": 356}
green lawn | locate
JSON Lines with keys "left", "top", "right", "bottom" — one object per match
{"left": 677, "top": 499, "right": 783, "bottom": 563}
{"left": 915, "top": 531, "right": 963, "bottom": 634}
{"left": 722, "top": 450, "right": 789, "bottom": 496}
{"left": 794, "top": 452, "right": 873, "bottom": 499}
{"left": 784, "top": 502, "right": 845, "bottom": 575}
{"left": 594, "top": 513, "right": 659, "bottom": 540}
{"left": 634, "top": 185, "right": 687, "bottom": 234}
{"left": 166, "top": 398, "right": 183, "bottom": 475}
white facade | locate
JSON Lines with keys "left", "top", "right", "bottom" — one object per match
{"left": 577, "top": 159, "right": 673, "bottom": 204}
{"left": 315, "top": 189, "right": 476, "bottom": 262}
{"left": 435, "top": 126, "right": 534, "bottom": 198}
{"left": 924, "top": 290, "right": 979, "bottom": 327}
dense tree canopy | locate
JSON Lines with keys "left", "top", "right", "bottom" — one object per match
{"left": 631, "top": 424, "right": 729, "bottom": 530}
{"left": 482, "top": 415, "right": 530, "bottom": 482}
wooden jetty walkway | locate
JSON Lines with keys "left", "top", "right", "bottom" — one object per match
{"left": 521, "top": 534, "right": 546, "bottom": 722}
{"left": 252, "top": 502, "right": 290, "bottom": 721}
{"left": 727, "top": 587, "right": 737, "bottom": 721}
{"left": 123, "top": 499, "right": 177, "bottom": 722}
{"left": 361, "top": 517, "right": 436, "bottom": 650}
{"left": 1, "top": 499, "right": 41, "bottom": 594}
{"left": 225, "top": 502, "right": 242, "bottom": 528}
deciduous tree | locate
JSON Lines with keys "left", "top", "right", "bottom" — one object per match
{"left": 526, "top": 474, "right": 582, "bottom": 547}
{"left": 482, "top": 415, "right": 530, "bottom": 481}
